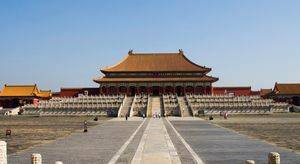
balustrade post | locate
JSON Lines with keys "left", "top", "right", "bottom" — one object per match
{"left": 268, "top": 152, "right": 280, "bottom": 164}
{"left": 0, "top": 141, "right": 7, "bottom": 164}
{"left": 246, "top": 160, "right": 255, "bottom": 164}
{"left": 31, "top": 153, "right": 42, "bottom": 164}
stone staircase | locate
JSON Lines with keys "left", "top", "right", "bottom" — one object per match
{"left": 178, "top": 96, "right": 193, "bottom": 117}
{"left": 118, "top": 96, "right": 134, "bottom": 117}
{"left": 151, "top": 96, "right": 163, "bottom": 116}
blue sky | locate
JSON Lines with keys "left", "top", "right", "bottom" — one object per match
{"left": 0, "top": 0, "right": 299, "bottom": 91}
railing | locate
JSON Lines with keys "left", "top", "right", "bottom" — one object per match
{"left": 117, "top": 95, "right": 127, "bottom": 117}
{"left": 147, "top": 95, "right": 152, "bottom": 117}
{"left": 129, "top": 94, "right": 137, "bottom": 117}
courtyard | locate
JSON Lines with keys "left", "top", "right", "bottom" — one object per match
{"left": 205, "top": 113, "right": 300, "bottom": 153}
{"left": 0, "top": 116, "right": 108, "bottom": 154}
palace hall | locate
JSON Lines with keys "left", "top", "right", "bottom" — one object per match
{"left": 93, "top": 50, "right": 218, "bottom": 96}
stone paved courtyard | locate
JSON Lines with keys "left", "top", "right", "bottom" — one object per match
{"left": 7, "top": 117, "right": 300, "bottom": 164}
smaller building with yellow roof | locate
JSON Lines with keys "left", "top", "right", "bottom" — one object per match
{"left": 0, "top": 84, "right": 51, "bottom": 108}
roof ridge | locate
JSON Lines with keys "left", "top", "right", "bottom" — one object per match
{"left": 4, "top": 84, "right": 37, "bottom": 87}
{"left": 214, "top": 86, "right": 251, "bottom": 88}
{"left": 276, "top": 83, "right": 300, "bottom": 85}
{"left": 131, "top": 52, "right": 179, "bottom": 55}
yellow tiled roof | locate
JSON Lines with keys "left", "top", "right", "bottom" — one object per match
{"left": 101, "top": 51, "right": 211, "bottom": 73}
{"left": 0, "top": 84, "right": 38, "bottom": 97}
{"left": 0, "top": 84, "right": 52, "bottom": 98}
{"left": 94, "top": 75, "right": 218, "bottom": 83}
{"left": 274, "top": 83, "right": 300, "bottom": 95}
{"left": 260, "top": 89, "right": 272, "bottom": 96}
{"left": 36, "top": 90, "right": 52, "bottom": 98}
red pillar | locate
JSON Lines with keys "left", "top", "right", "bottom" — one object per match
{"left": 146, "top": 87, "right": 150, "bottom": 95}
{"left": 116, "top": 87, "right": 119, "bottom": 95}
{"left": 137, "top": 87, "right": 140, "bottom": 95}
{"left": 126, "top": 87, "right": 130, "bottom": 96}
{"left": 103, "top": 87, "right": 107, "bottom": 95}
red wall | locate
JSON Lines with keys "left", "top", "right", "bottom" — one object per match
{"left": 213, "top": 87, "right": 252, "bottom": 96}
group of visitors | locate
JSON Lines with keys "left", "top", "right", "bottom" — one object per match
{"left": 153, "top": 112, "right": 161, "bottom": 118}
{"left": 220, "top": 111, "right": 229, "bottom": 119}
{"left": 124, "top": 113, "right": 146, "bottom": 120}
{"left": 209, "top": 112, "right": 229, "bottom": 121}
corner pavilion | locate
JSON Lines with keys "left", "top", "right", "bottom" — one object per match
{"left": 94, "top": 50, "right": 218, "bottom": 96}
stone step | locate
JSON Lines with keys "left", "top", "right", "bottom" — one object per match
{"left": 178, "top": 96, "right": 193, "bottom": 117}
{"left": 118, "top": 96, "right": 134, "bottom": 117}
{"left": 151, "top": 97, "right": 162, "bottom": 116}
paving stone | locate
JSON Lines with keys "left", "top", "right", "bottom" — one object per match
{"left": 170, "top": 120, "right": 300, "bottom": 164}
{"left": 8, "top": 121, "right": 142, "bottom": 164}
{"left": 163, "top": 119, "right": 196, "bottom": 164}
{"left": 116, "top": 119, "right": 149, "bottom": 164}
{"left": 132, "top": 118, "right": 181, "bottom": 164}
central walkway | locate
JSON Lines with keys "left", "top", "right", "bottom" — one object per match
{"left": 132, "top": 118, "right": 181, "bottom": 164}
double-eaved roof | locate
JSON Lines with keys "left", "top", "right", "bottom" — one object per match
{"left": 97, "top": 76, "right": 218, "bottom": 83}
{"left": 95, "top": 50, "right": 218, "bottom": 84}
{"left": 101, "top": 50, "right": 211, "bottom": 73}
{"left": 0, "top": 84, "right": 51, "bottom": 98}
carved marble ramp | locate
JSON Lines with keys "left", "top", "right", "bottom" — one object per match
{"left": 132, "top": 118, "right": 181, "bottom": 164}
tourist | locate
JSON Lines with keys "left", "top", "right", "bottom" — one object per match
{"left": 83, "top": 120, "right": 88, "bottom": 132}
{"left": 224, "top": 112, "right": 228, "bottom": 119}
{"left": 125, "top": 114, "right": 128, "bottom": 121}
{"left": 6, "top": 129, "right": 11, "bottom": 137}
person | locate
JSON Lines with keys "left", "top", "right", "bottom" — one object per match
{"left": 83, "top": 120, "right": 88, "bottom": 132}
{"left": 224, "top": 112, "right": 228, "bottom": 119}
{"left": 125, "top": 113, "right": 128, "bottom": 121}
{"left": 158, "top": 113, "right": 161, "bottom": 119}
{"left": 142, "top": 113, "right": 145, "bottom": 119}
{"left": 6, "top": 129, "right": 11, "bottom": 137}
